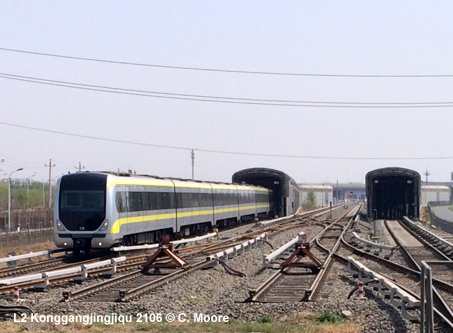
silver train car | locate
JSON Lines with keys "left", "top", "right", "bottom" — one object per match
{"left": 54, "top": 172, "right": 273, "bottom": 252}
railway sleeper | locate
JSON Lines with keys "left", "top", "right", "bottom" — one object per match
{"left": 356, "top": 279, "right": 419, "bottom": 322}
{"left": 348, "top": 260, "right": 420, "bottom": 323}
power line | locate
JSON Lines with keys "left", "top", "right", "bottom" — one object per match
{"left": 0, "top": 72, "right": 452, "bottom": 108}
{"left": 1, "top": 120, "right": 453, "bottom": 161}
{"left": 1, "top": 47, "right": 452, "bottom": 78}
{"left": 0, "top": 121, "right": 191, "bottom": 151}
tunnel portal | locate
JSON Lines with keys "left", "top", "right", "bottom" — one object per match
{"left": 232, "top": 168, "right": 300, "bottom": 217}
{"left": 366, "top": 168, "right": 420, "bottom": 220}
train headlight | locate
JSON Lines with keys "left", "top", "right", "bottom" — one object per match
{"left": 98, "top": 219, "right": 109, "bottom": 231}
{"left": 56, "top": 220, "right": 66, "bottom": 231}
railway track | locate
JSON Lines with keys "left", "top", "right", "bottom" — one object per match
{"left": 64, "top": 259, "right": 208, "bottom": 302}
{"left": 0, "top": 206, "right": 347, "bottom": 306}
{"left": 248, "top": 205, "right": 359, "bottom": 303}
{"left": 0, "top": 255, "right": 112, "bottom": 278}
{"left": 249, "top": 267, "right": 317, "bottom": 302}
{"left": 386, "top": 219, "right": 453, "bottom": 328}
{"left": 58, "top": 207, "right": 347, "bottom": 303}
{"left": 337, "top": 218, "right": 453, "bottom": 331}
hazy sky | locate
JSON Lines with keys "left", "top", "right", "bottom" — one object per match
{"left": 1, "top": 2, "right": 453, "bottom": 185}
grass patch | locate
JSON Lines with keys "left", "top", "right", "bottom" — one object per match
{"left": 0, "top": 241, "right": 54, "bottom": 258}
{"left": 317, "top": 311, "right": 342, "bottom": 324}
{"left": 0, "top": 315, "right": 361, "bottom": 333}
{"left": 257, "top": 316, "right": 273, "bottom": 323}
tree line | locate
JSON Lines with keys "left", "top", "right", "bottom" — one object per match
{"left": 0, "top": 179, "right": 53, "bottom": 210}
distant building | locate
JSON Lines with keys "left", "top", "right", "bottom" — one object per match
{"left": 299, "top": 184, "right": 333, "bottom": 207}
{"left": 421, "top": 185, "right": 450, "bottom": 206}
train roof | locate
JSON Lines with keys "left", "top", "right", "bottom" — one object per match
{"left": 72, "top": 171, "right": 271, "bottom": 191}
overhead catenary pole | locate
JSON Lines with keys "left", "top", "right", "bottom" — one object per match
{"left": 75, "top": 162, "right": 85, "bottom": 172}
{"left": 45, "top": 159, "right": 56, "bottom": 209}
{"left": 0, "top": 158, "right": 4, "bottom": 210}
{"left": 425, "top": 168, "right": 430, "bottom": 185}
{"left": 191, "top": 149, "right": 195, "bottom": 180}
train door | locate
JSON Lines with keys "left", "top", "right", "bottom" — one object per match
{"left": 126, "top": 187, "right": 144, "bottom": 235}
{"left": 124, "top": 187, "right": 132, "bottom": 233}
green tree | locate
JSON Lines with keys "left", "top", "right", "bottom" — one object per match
{"left": 0, "top": 180, "right": 47, "bottom": 210}
{"left": 302, "top": 191, "right": 317, "bottom": 211}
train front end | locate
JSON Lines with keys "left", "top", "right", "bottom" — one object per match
{"left": 54, "top": 172, "right": 111, "bottom": 253}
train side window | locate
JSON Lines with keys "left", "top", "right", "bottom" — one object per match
{"left": 154, "top": 193, "right": 160, "bottom": 210}
{"left": 142, "top": 192, "right": 150, "bottom": 211}
{"left": 148, "top": 192, "right": 160, "bottom": 210}
{"left": 242, "top": 192, "right": 248, "bottom": 203}
{"left": 115, "top": 192, "right": 122, "bottom": 213}
{"left": 199, "top": 193, "right": 205, "bottom": 207}
{"left": 230, "top": 192, "right": 237, "bottom": 205}
{"left": 191, "top": 193, "right": 199, "bottom": 208}
{"left": 116, "top": 191, "right": 127, "bottom": 213}
{"left": 201, "top": 193, "right": 212, "bottom": 207}
{"left": 257, "top": 193, "right": 267, "bottom": 203}
{"left": 129, "top": 192, "right": 143, "bottom": 212}
{"left": 147, "top": 192, "right": 154, "bottom": 210}
{"left": 167, "top": 192, "right": 175, "bottom": 209}
{"left": 213, "top": 192, "right": 222, "bottom": 206}
{"left": 178, "top": 192, "right": 189, "bottom": 209}
{"left": 162, "top": 192, "right": 172, "bottom": 210}
{"left": 187, "top": 193, "right": 192, "bottom": 208}
{"left": 187, "top": 193, "right": 194, "bottom": 208}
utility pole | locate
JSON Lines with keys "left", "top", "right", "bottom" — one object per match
{"left": 425, "top": 168, "right": 430, "bottom": 185}
{"left": 75, "top": 162, "right": 85, "bottom": 172}
{"left": 45, "top": 159, "right": 56, "bottom": 209}
{"left": 191, "top": 149, "right": 195, "bottom": 180}
{"left": 0, "top": 158, "right": 3, "bottom": 210}
{"left": 8, "top": 168, "right": 23, "bottom": 231}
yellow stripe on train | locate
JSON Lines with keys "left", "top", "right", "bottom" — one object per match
{"left": 110, "top": 204, "right": 270, "bottom": 234}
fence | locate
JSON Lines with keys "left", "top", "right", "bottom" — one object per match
{"left": 0, "top": 208, "right": 54, "bottom": 248}
{"left": 427, "top": 201, "right": 453, "bottom": 233}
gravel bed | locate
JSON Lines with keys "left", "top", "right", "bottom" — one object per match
{"left": 0, "top": 213, "right": 422, "bottom": 332}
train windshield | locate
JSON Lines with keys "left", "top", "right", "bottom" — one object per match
{"left": 58, "top": 173, "right": 107, "bottom": 231}
{"left": 60, "top": 191, "right": 105, "bottom": 212}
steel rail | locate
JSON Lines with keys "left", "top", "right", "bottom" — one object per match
{"left": 341, "top": 231, "right": 453, "bottom": 330}
{"left": 399, "top": 218, "right": 453, "bottom": 261}
{"left": 62, "top": 269, "right": 143, "bottom": 301}
{"left": 62, "top": 216, "right": 304, "bottom": 302}
{"left": 118, "top": 260, "right": 209, "bottom": 302}
{"left": 57, "top": 207, "right": 342, "bottom": 303}
{"left": 385, "top": 219, "right": 453, "bottom": 325}
{"left": 248, "top": 204, "right": 360, "bottom": 302}
{"left": 307, "top": 206, "right": 362, "bottom": 300}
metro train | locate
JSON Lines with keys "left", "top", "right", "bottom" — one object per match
{"left": 54, "top": 172, "right": 273, "bottom": 253}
